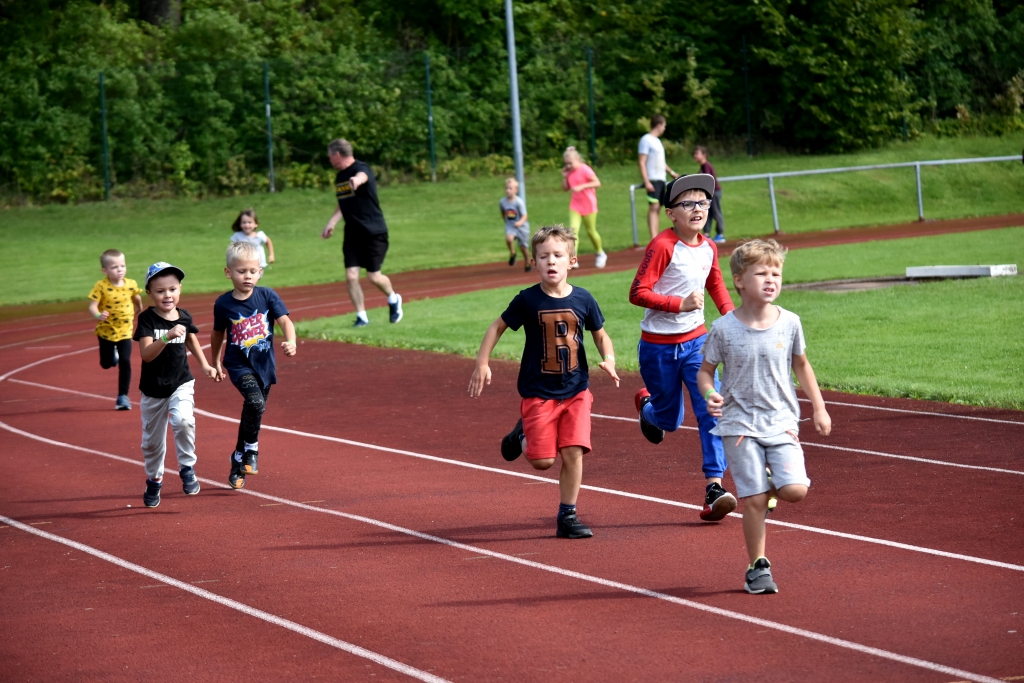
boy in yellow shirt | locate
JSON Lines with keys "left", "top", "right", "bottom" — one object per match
{"left": 88, "top": 249, "right": 143, "bottom": 410}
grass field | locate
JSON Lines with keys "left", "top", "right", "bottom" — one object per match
{"left": 1, "top": 135, "right": 1021, "bottom": 307}
{"left": 296, "top": 230, "right": 1024, "bottom": 409}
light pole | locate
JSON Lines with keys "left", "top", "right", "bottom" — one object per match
{"left": 505, "top": 0, "right": 526, "bottom": 203}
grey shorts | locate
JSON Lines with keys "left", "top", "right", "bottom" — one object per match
{"left": 505, "top": 225, "right": 530, "bottom": 250}
{"left": 722, "top": 431, "right": 810, "bottom": 499}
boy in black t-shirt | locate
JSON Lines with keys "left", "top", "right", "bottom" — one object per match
{"left": 211, "top": 242, "right": 297, "bottom": 490}
{"left": 469, "top": 225, "right": 620, "bottom": 539}
{"left": 133, "top": 262, "right": 218, "bottom": 508}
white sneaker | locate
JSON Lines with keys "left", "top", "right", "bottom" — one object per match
{"left": 594, "top": 251, "right": 608, "bottom": 268}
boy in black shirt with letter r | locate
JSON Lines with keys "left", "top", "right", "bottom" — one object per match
{"left": 134, "top": 262, "right": 218, "bottom": 508}
{"left": 469, "top": 225, "right": 619, "bottom": 539}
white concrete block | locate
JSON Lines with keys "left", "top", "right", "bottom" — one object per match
{"left": 905, "top": 264, "right": 1017, "bottom": 278}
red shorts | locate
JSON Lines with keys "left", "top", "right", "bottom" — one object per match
{"left": 520, "top": 389, "right": 593, "bottom": 460}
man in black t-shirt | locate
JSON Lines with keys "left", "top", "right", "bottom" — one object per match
{"left": 321, "top": 138, "right": 404, "bottom": 327}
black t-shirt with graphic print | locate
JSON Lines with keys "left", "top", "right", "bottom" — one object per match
{"left": 133, "top": 307, "right": 199, "bottom": 398}
{"left": 501, "top": 284, "right": 605, "bottom": 400}
{"left": 335, "top": 160, "right": 388, "bottom": 236}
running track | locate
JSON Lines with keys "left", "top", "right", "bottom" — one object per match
{"left": 2, "top": 220, "right": 1023, "bottom": 681}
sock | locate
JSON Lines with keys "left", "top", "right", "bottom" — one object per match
{"left": 387, "top": 292, "right": 400, "bottom": 305}
{"left": 233, "top": 450, "right": 243, "bottom": 463}
{"left": 356, "top": 311, "right": 369, "bottom": 323}
{"left": 244, "top": 441, "right": 258, "bottom": 453}
{"left": 558, "top": 503, "right": 576, "bottom": 519}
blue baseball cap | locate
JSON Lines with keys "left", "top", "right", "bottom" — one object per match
{"left": 145, "top": 261, "right": 185, "bottom": 287}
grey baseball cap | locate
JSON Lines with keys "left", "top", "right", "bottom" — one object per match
{"left": 663, "top": 173, "right": 716, "bottom": 206}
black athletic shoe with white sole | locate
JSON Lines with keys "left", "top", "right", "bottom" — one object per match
{"left": 556, "top": 512, "right": 593, "bottom": 539}
{"left": 699, "top": 482, "right": 738, "bottom": 521}
{"left": 180, "top": 466, "right": 200, "bottom": 495}
{"left": 500, "top": 419, "right": 525, "bottom": 461}
{"left": 745, "top": 557, "right": 778, "bottom": 594}
{"left": 389, "top": 293, "right": 403, "bottom": 323}
{"left": 634, "top": 389, "right": 664, "bottom": 444}
{"left": 143, "top": 479, "right": 162, "bottom": 508}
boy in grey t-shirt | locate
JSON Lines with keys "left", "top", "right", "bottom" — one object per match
{"left": 697, "top": 239, "right": 831, "bottom": 595}
{"left": 500, "top": 177, "right": 532, "bottom": 271}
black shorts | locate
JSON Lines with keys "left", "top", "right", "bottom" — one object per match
{"left": 646, "top": 179, "right": 666, "bottom": 206}
{"left": 343, "top": 230, "right": 389, "bottom": 272}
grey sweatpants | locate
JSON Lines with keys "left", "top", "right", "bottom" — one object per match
{"left": 140, "top": 380, "right": 197, "bottom": 480}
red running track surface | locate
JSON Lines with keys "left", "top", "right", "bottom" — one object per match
{"left": 2, "top": 221, "right": 1024, "bottom": 681}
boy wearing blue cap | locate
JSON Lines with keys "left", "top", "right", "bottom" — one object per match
{"left": 134, "top": 262, "right": 219, "bottom": 508}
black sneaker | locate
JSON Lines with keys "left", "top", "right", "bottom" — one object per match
{"left": 699, "top": 482, "right": 738, "bottom": 521}
{"left": 242, "top": 450, "right": 259, "bottom": 475}
{"left": 228, "top": 452, "right": 246, "bottom": 489}
{"left": 744, "top": 557, "right": 778, "bottom": 594}
{"left": 389, "top": 293, "right": 403, "bottom": 323}
{"left": 353, "top": 317, "right": 369, "bottom": 327}
{"left": 500, "top": 419, "right": 525, "bottom": 461}
{"left": 180, "top": 466, "right": 200, "bottom": 495}
{"left": 556, "top": 512, "right": 593, "bottom": 539}
{"left": 524, "top": 265, "right": 532, "bottom": 273}
{"left": 508, "top": 253, "right": 517, "bottom": 266}
{"left": 143, "top": 479, "right": 161, "bottom": 508}
{"left": 634, "top": 389, "right": 664, "bottom": 444}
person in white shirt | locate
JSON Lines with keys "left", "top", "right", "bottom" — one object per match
{"left": 637, "top": 115, "right": 679, "bottom": 240}
{"left": 230, "top": 209, "right": 274, "bottom": 270}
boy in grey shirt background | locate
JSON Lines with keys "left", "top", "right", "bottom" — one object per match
{"left": 499, "top": 177, "right": 531, "bottom": 271}
{"left": 697, "top": 239, "right": 831, "bottom": 595}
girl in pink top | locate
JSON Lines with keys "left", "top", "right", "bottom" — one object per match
{"left": 561, "top": 146, "right": 607, "bottom": 268}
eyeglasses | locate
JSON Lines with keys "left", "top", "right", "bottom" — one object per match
{"left": 669, "top": 199, "right": 712, "bottom": 211}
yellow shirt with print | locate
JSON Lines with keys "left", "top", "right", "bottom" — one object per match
{"left": 89, "top": 277, "right": 141, "bottom": 341}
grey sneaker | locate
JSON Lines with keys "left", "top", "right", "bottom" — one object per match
{"left": 180, "top": 466, "right": 200, "bottom": 495}
{"left": 115, "top": 394, "right": 131, "bottom": 410}
{"left": 744, "top": 557, "right": 778, "bottom": 594}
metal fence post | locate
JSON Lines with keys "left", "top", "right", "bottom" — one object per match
{"left": 915, "top": 162, "right": 924, "bottom": 221}
{"left": 425, "top": 53, "right": 437, "bottom": 183}
{"left": 587, "top": 47, "right": 597, "bottom": 165}
{"left": 629, "top": 184, "right": 640, "bottom": 247}
{"left": 99, "top": 72, "right": 111, "bottom": 200}
{"left": 743, "top": 36, "right": 753, "bottom": 158}
{"left": 263, "top": 61, "right": 275, "bottom": 193}
{"left": 505, "top": 0, "right": 526, "bottom": 203}
{"left": 768, "top": 174, "right": 780, "bottom": 233}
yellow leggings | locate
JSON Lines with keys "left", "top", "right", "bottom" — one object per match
{"left": 568, "top": 210, "right": 603, "bottom": 253}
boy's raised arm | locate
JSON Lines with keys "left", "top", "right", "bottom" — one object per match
{"left": 185, "top": 333, "right": 219, "bottom": 380}
{"left": 468, "top": 317, "right": 509, "bottom": 397}
{"left": 792, "top": 354, "right": 831, "bottom": 436}
{"left": 591, "top": 328, "right": 620, "bottom": 387}
{"left": 277, "top": 314, "right": 297, "bottom": 357}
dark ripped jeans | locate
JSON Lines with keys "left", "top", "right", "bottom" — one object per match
{"left": 233, "top": 373, "right": 271, "bottom": 453}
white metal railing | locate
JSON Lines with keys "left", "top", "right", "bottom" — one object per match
{"left": 628, "top": 154, "right": 1021, "bottom": 244}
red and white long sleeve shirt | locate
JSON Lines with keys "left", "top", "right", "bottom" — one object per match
{"left": 629, "top": 231, "right": 735, "bottom": 344}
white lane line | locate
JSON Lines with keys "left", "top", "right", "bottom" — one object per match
{"left": 0, "top": 515, "right": 450, "bottom": 683}
{"left": 0, "top": 329, "right": 96, "bottom": 351}
{"left": 796, "top": 397, "right": 1024, "bottom": 426}
{"left": 6, "top": 381, "right": 1024, "bottom": 573}
{"left": 591, "top": 413, "right": 1024, "bottom": 476}
{"left": 0, "top": 428, "right": 1005, "bottom": 683}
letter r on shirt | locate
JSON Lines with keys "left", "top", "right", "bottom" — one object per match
{"left": 538, "top": 309, "right": 580, "bottom": 374}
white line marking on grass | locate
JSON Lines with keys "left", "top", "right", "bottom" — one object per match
{"left": 591, "top": 413, "right": 1024, "bottom": 476}
{"left": 5, "top": 382, "right": 1024, "bottom": 572}
{"left": 797, "top": 398, "right": 1024, "bottom": 426}
{"left": 0, "top": 432, "right": 1006, "bottom": 683}
{"left": 0, "top": 515, "right": 451, "bottom": 683}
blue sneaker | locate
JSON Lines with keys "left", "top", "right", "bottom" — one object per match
{"left": 713, "top": 235, "right": 727, "bottom": 244}
{"left": 389, "top": 293, "right": 403, "bottom": 323}
{"left": 180, "top": 466, "right": 200, "bottom": 495}
{"left": 115, "top": 394, "right": 131, "bottom": 411}
{"left": 143, "top": 479, "right": 162, "bottom": 508}
{"left": 353, "top": 317, "right": 369, "bottom": 328}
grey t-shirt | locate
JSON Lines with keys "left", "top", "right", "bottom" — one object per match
{"left": 701, "top": 308, "right": 807, "bottom": 437}
{"left": 500, "top": 195, "right": 529, "bottom": 232}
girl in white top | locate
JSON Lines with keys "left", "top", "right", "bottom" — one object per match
{"left": 230, "top": 209, "right": 275, "bottom": 269}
